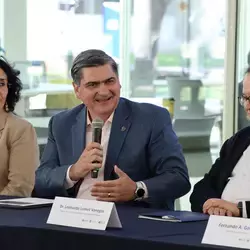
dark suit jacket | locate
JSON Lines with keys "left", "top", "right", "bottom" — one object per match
{"left": 190, "top": 126, "right": 250, "bottom": 213}
{"left": 34, "top": 98, "right": 190, "bottom": 209}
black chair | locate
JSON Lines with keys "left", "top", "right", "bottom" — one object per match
{"left": 35, "top": 127, "right": 48, "bottom": 159}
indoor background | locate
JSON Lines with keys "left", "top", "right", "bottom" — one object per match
{"left": 0, "top": 0, "right": 249, "bottom": 210}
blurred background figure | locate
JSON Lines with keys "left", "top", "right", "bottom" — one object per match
{"left": 238, "top": 51, "right": 250, "bottom": 130}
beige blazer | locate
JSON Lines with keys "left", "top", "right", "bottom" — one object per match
{"left": 0, "top": 111, "right": 39, "bottom": 196}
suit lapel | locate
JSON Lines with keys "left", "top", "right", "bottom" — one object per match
{"left": 72, "top": 105, "right": 87, "bottom": 162}
{"left": 104, "top": 99, "right": 132, "bottom": 180}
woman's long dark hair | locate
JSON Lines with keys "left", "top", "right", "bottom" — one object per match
{"left": 0, "top": 56, "right": 22, "bottom": 112}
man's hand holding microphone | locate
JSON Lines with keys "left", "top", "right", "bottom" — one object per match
{"left": 69, "top": 118, "right": 104, "bottom": 181}
{"left": 69, "top": 142, "right": 103, "bottom": 181}
{"left": 68, "top": 118, "right": 137, "bottom": 202}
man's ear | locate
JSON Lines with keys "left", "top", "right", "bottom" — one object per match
{"left": 72, "top": 82, "right": 81, "bottom": 99}
{"left": 118, "top": 79, "right": 122, "bottom": 89}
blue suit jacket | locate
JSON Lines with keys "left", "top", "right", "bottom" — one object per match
{"left": 35, "top": 98, "right": 190, "bottom": 209}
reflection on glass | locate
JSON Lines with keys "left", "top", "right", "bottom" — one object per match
{"left": 131, "top": 0, "right": 225, "bottom": 98}
{"left": 16, "top": 0, "right": 225, "bottom": 153}
{"left": 130, "top": 0, "right": 225, "bottom": 198}
{"left": 1, "top": 0, "right": 228, "bottom": 211}
{"left": 23, "top": 0, "right": 121, "bottom": 114}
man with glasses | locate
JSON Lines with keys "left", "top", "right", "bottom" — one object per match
{"left": 190, "top": 66, "right": 250, "bottom": 218}
{"left": 238, "top": 51, "right": 250, "bottom": 130}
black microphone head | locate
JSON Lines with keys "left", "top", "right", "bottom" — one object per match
{"left": 92, "top": 118, "right": 104, "bottom": 129}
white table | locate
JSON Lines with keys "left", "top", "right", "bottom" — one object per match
{"left": 22, "top": 83, "right": 74, "bottom": 97}
{"left": 15, "top": 83, "right": 74, "bottom": 116}
{"left": 19, "top": 80, "right": 222, "bottom": 127}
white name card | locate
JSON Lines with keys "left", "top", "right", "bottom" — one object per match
{"left": 202, "top": 215, "right": 250, "bottom": 249}
{"left": 47, "top": 197, "right": 122, "bottom": 231}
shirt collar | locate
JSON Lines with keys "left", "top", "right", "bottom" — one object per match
{"left": 87, "top": 111, "right": 114, "bottom": 126}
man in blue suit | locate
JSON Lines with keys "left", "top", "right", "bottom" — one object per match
{"left": 35, "top": 49, "right": 190, "bottom": 209}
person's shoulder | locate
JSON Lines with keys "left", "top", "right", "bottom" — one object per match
{"left": 222, "top": 126, "right": 250, "bottom": 151}
{"left": 51, "top": 104, "right": 85, "bottom": 123}
{"left": 7, "top": 112, "right": 34, "bottom": 131}
{"left": 6, "top": 113, "right": 36, "bottom": 142}
{"left": 121, "top": 97, "right": 167, "bottom": 116}
{"left": 232, "top": 126, "right": 250, "bottom": 140}
{"left": 121, "top": 98, "right": 170, "bottom": 124}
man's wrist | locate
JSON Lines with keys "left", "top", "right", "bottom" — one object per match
{"left": 65, "top": 165, "right": 78, "bottom": 189}
{"left": 69, "top": 164, "right": 80, "bottom": 181}
{"left": 134, "top": 181, "right": 147, "bottom": 200}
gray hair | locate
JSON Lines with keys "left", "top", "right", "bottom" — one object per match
{"left": 71, "top": 49, "right": 118, "bottom": 86}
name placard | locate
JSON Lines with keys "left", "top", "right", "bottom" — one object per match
{"left": 47, "top": 197, "right": 122, "bottom": 231}
{"left": 202, "top": 215, "right": 250, "bottom": 249}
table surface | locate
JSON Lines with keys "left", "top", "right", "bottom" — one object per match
{"left": 0, "top": 198, "right": 244, "bottom": 250}
{"left": 24, "top": 97, "right": 222, "bottom": 129}
{"left": 22, "top": 83, "right": 74, "bottom": 97}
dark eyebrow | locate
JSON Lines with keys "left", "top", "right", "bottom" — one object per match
{"left": 85, "top": 80, "right": 99, "bottom": 85}
{"left": 104, "top": 77, "right": 115, "bottom": 82}
{"left": 86, "top": 77, "right": 115, "bottom": 85}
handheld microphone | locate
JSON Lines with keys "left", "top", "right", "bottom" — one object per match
{"left": 91, "top": 118, "right": 104, "bottom": 178}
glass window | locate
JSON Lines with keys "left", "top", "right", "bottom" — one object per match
{"left": 26, "top": 0, "right": 121, "bottom": 115}
{"left": 1, "top": 0, "right": 229, "bottom": 211}
{"left": 128, "top": 0, "right": 226, "bottom": 210}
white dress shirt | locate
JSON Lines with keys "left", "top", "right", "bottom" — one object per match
{"left": 65, "top": 112, "right": 148, "bottom": 200}
{"left": 221, "top": 145, "right": 250, "bottom": 217}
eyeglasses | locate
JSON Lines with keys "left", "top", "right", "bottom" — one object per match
{"left": 238, "top": 95, "right": 250, "bottom": 106}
